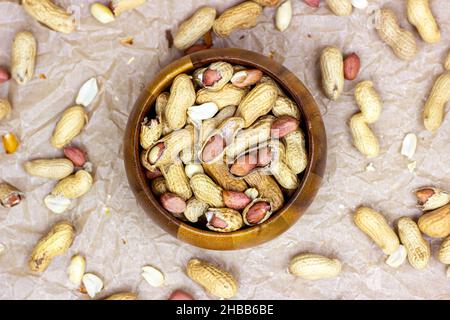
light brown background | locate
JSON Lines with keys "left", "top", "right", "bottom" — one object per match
{"left": 0, "top": 0, "right": 449, "bottom": 299}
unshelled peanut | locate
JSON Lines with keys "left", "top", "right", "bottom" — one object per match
{"left": 289, "top": 253, "right": 342, "bottom": 280}
{"left": 51, "top": 106, "right": 88, "bottom": 149}
{"left": 29, "top": 221, "right": 75, "bottom": 272}
{"left": 418, "top": 203, "right": 450, "bottom": 238}
{"left": 320, "top": 46, "right": 344, "bottom": 100}
{"left": 174, "top": 7, "right": 216, "bottom": 50}
{"left": 376, "top": 8, "right": 417, "bottom": 60}
{"left": 354, "top": 207, "right": 400, "bottom": 255}
{"left": 422, "top": 73, "right": 450, "bottom": 132}
{"left": 11, "top": 31, "right": 37, "bottom": 85}
{"left": 350, "top": 81, "right": 382, "bottom": 158}
{"left": 326, "top": 0, "right": 352, "bottom": 16}
{"left": 22, "top": 0, "right": 75, "bottom": 33}
{"left": 52, "top": 170, "right": 93, "bottom": 199}
{"left": 213, "top": 1, "right": 262, "bottom": 38}
{"left": 187, "top": 259, "right": 237, "bottom": 299}
{"left": 24, "top": 158, "right": 74, "bottom": 180}
{"left": 406, "top": 0, "right": 440, "bottom": 44}
{"left": 397, "top": 217, "right": 430, "bottom": 269}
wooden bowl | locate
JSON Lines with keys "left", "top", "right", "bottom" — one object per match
{"left": 124, "top": 48, "right": 327, "bottom": 250}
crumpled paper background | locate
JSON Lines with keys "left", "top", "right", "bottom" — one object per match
{"left": 0, "top": 0, "right": 449, "bottom": 300}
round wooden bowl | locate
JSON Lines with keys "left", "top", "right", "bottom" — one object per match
{"left": 124, "top": 48, "right": 327, "bottom": 250}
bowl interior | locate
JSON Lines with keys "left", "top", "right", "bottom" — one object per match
{"left": 125, "top": 48, "right": 326, "bottom": 250}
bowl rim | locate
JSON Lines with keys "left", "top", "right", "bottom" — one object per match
{"left": 124, "top": 48, "right": 327, "bottom": 250}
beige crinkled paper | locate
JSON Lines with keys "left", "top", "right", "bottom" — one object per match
{"left": 0, "top": 0, "right": 449, "bottom": 300}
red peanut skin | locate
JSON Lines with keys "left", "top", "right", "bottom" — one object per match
{"left": 145, "top": 168, "right": 162, "bottom": 179}
{"left": 202, "top": 134, "right": 225, "bottom": 163}
{"left": 203, "top": 69, "right": 222, "bottom": 86}
{"left": 150, "top": 142, "right": 165, "bottom": 164}
{"left": 168, "top": 290, "right": 194, "bottom": 300}
{"left": 223, "top": 190, "right": 252, "bottom": 210}
{"left": 160, "top": 193, "right": 186, "bottom": 214}
{"left": 230, "top": 153, "right": 258, "bottom": 177}
{"left": 231, "top": 69, "right": 263, "bottom": 88}
{"left": 64, "top": 146, "right": 87, "bottom": 167}
{"left": 343, "top": 53, "right": 361, "bottom": 81}
{"left": 271, "top": 116, "right": 299, "bottom": 139}
{"left": 304, "top": 0, "right": 320, "bottom": 7}
{"left": 209, "top": 214, "right": 228, "bottom": 228}
{"left": 0, "top": 67, "right": 10, "bottom": 84}
{"left": 246, "top": 202, "right": 271, "bottom": 225}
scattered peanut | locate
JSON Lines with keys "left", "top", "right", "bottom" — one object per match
{"left": 415, "top": 187, "right": 450, "bottom": 211}
{"left": 29, "top": 221, "right": 75, "bottom": 272}
{"left": 22, "top": 0, "right": 76, "bottom": 33}
{"left": 75, "top": 78, "right": 98, "bottom": 107}
{"left": 141, "top": 265, "right": 165, "bottom": 287}
{"left": 0, "top": 67, "right": 10, "bottom": 84}
{"left": 422, "top": 73, "right": 450, "bottom": 132}
{"left": 174, "top": 7, "right": 216, "bottom": 50}
{"left": 11, "top": 31, "right": 36, "bottom": 85}
{"left": 64, "top": 146, "right": 87, "bottom": 167}
{"left": 187, "top": 258, "right": 237, "bottom": 299}
{"left": 52, "top": 170, "right": 93, "bottom": 199}
{"left": 406, "top": 0, "right": 440, "bottom": 44}
{"left": 168, "top": 290, "right": 194, "bottom": 300}
{"left": 326, "top": 0, "right": 352, "bottom": 16}
{"left": 67, "top": 255, "right": 86, "bottom": 286}
{"left": 82, "top": 273, "right": 104, "bottom": 298}
{"left": 385, "top": 245, "right": 408, "bottom": 268}
{"left": 320, "top": 46, "right": 344, "bottom": 100}
{"left": 418, "top": 203, "right": 450, "bottom": 238}
{"left": 44, "top": 194, "right": 72, "bottom": 214}
{"left": 289, "top": 253, "right": 342, "bottom": 280}
{"left": 400, "top": 133, "right": 417, "bottom": 159}
{"left": 90, "top": 3, "right": 116, "bottom": 24}
{"left": 343, "top": 53, "right": 360, "bottom": 81}
{"left": 376, "top": 8, "right": 417, "bottom": 60}
{"left": 353, "top": 207, "right": 400, "bottom": 255}
{"left": 24, "top": 158, "right": 74, "bottom": 180}
{"left": 213, "top": 1, "right": 262, "bottom": 38}
{"left": 51, "top": 106, "right": 89, "bottom": 149}
{"left": 397, "top": 217, "right": 430, "bottom": 269}
{"left": 350, "top": 81, "right": 382, "bottom": 158}
{"left": 276, "top": 0, "right": 293, "bottom": 32}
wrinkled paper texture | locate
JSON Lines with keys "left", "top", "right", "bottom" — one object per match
{"left": 0, "top": 0, "right": 449, "bottom": 300}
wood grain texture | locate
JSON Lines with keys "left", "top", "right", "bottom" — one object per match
{"left": 124, "top": 48, "right": 327, "bottom": 250}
